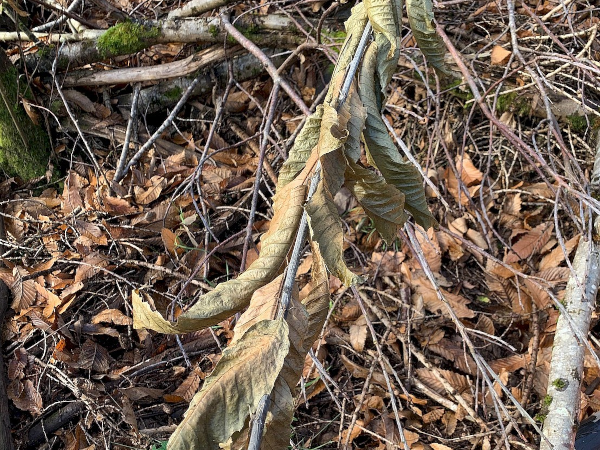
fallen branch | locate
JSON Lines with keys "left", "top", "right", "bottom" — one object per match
{"left": 541, "top": 132, "right": 600, "bottom": 449}
{"left": 61, "top": 45, "right": 243, "bottom": 87}
{"left": 19, "top": 15, "right": 316, "bottom": 72}
{"left": 114, "top": 49, "right": 287, "bottom": 115}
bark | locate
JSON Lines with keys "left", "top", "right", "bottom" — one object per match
{"left": 19, "top": 15, "right": 311, "bottom": 72}
{"left": 541, "top": 133, "right": 600, "bottom": 449}
{"left": 61, "top": 45, "right": 244, "bottom": 87}
{"left": 0, "top": 212, "right": 15, "bottom": 450}
{"left": 0, "top": 49, "right": 50, "bottom": 181}
{"left": 115, "top": 49, "right": 287, "bottom": 116}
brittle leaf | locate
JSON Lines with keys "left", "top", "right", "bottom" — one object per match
{"left": 133, "top": 185, "right": 307, "bottom": 333}
{"left": 166, "top": 319, "right": 289, "bottom": 450}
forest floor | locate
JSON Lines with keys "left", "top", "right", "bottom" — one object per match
{"left": 1, "top": 0, "right": 600, "bottom": 449}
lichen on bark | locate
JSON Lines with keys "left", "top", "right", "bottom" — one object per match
{"left": 0, "top": 50, "right": 50, "bottom": 181}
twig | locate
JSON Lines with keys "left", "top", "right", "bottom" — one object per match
{"left": 113, "top": 83, "right": 141, "bottom": 183}
{"left": 221, "top": 13, "right": 310, "bottom": 116}
{"left": 241, "top": 84, "right": 281, "bottom": 272}
{"left": 113, "top": 74, "right": 203, "bottom": 182}
{"left": 248, "top": 22, "right": 373, "bottom": 450}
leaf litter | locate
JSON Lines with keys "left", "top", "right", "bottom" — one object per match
{"left": 1, "top": 0, "right": 599, "bottom": 448}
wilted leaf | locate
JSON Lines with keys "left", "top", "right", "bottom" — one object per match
{"left": 359, "top": 43, "right": 436, "bottom": 230}
{"left": 133, "top": 185, "right": 306, "bottom": 333}
{"left": 345, "top": 160, "right": 407, "bottom": 244}
{"left": 405, "top": 0, "right": 449, "bottom": 74}
{"left": 278, "top": 106, "right": 324, "bottom": 187}
{"left": 166, "top": 319, "right": 289, "bottom": 450}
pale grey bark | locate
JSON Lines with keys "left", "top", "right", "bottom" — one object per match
{"left": 541, "top": 137, "right": 600, "bottom": 450}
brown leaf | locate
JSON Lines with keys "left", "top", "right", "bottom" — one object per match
{"left": 10, "top": 267, "right": 37, "bottom": 312}
{"left": 167, "top": 368, "right": 203, "bottom": 403}
{"left": 539, "top": 234, "right": 580, "bottom": 271}
{"left": 8, "top": 379, "right": 43, "bottom": 415}
{"left": 505, "top": 223, "right": 553, "bottom": 263}
{"left": 491, "top": 45, "right": 512, "bottom": 65}
{"left": 414, "top": 226, "right": 442, "bottom": 273}
{"left": 102, "top": 196, "right": 138, "bottom": 215}
{"left": 411, "top": 272, "right": 474, "bottom": 319}
{"left": 77, "top": 339, "right": 112, "bottom": 373}
{"left": 75, "top": 252, "right": 109, "bottom": 283}
{"left": 349, "top": 315, "right": 368, "bottom": 352}
{"left": 134, "top": 176, "right": 167, "bottom": 205}
{"left": 62, "top": 171, "right": 86, "bottom": 214}
{"left": 91, "top": 309, "right": 133, "bottom": 326}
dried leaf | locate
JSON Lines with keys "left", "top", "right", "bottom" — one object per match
{"left": 133, "top": 185, "right": 306, "bottom": 333}
{"left": 134, "top": 176, "right": 167, "bottom": 205}
{"left": 91, "top": 309, "right": 132, "bottom": 326}
{"left": 349, "top": 315, "right": 368, "bottom": 352}
{"left": 491, "top": 45, "right": 512, "bottom": 65}
{"left": 77, "top": 339, "right": 112, "bottom": 373}
{"left": 505, "top": 223, "right": 553, "bottom": 263}
{"left": 168, "top": 368, "right": 202, "bottom": 403}
{"left": 8, "top": 379, "right": 42, "bottom": 415}
{"left": 539, "top": 234, "right": 580, "bottom": 271}
{"left": 10, "top": 267, "right": 37, "bottom": 312}
{"left": 166, "top": 319, "right": 289, "bottom": 450}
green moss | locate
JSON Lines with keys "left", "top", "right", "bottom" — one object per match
{"left": 241, "top": 23, "right": 260, "bottom": 39}
{"left": 551, "top": 378, "right": 567, "bottom": 390}
{"left": 97, "top": 21, "right": 160, "bottom": 58}
{"left": 496, "top": 91, "right": 531, "bottom": 116}
{"left": 534, "top": 414, "right": 546, "bottom": 422}
{"left": 164, "top": 86, "right": 182, "bottom": 100}
{"left": 208, "top": 24, "right": 219, "bottom": 38}
{"left": 567, "top": 114, "right": 588, "bottom": 133}
{"left": 0, "top": 61, "right": 50, "bottom": 180}
{"left": 543, "top": 395, "right": 553, "bottom": 407}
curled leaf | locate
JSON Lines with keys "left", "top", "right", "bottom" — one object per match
{"left": 133, "top": 185, "right": 307, "bottom": 333}
{"left": 359, "top": 42, "right": 437, "bottom": 230}
{"left": 406, "top": 0, "right": 449, "bottom": 75}
{"left": 167, "top": 319, "right": 289, "bottom": 450}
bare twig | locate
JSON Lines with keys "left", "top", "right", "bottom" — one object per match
{"left": 221, "top": 13, "right": 311, "bottom": 116}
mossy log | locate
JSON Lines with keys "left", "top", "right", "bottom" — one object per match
{"left": 0, "top": 49, "right": 50, "bottom": 181}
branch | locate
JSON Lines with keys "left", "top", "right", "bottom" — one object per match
{"left": 541, "top": 133, "right": 600, "bottom": 449}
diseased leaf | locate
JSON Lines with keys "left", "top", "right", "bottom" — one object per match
{"left": 166, "top": 319, "right": 289, "bottom": 450}
{"left": 359, "top": 42, "right": 437, "bottom": 230}
{"left": 133, "top": 185, "right": 307, "bottom": 333}
{"left": 405, "top": 0, "right": 449, "bottom": 75}
{"left": 345, "top": 160, "right": 407, "bottom": 244}
{"left": 278, "top": 106, "right": 323, "bottom": 188}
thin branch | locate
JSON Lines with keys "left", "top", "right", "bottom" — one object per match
{"left": 221, "top": 13, "right": 311, "bottom": 116}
